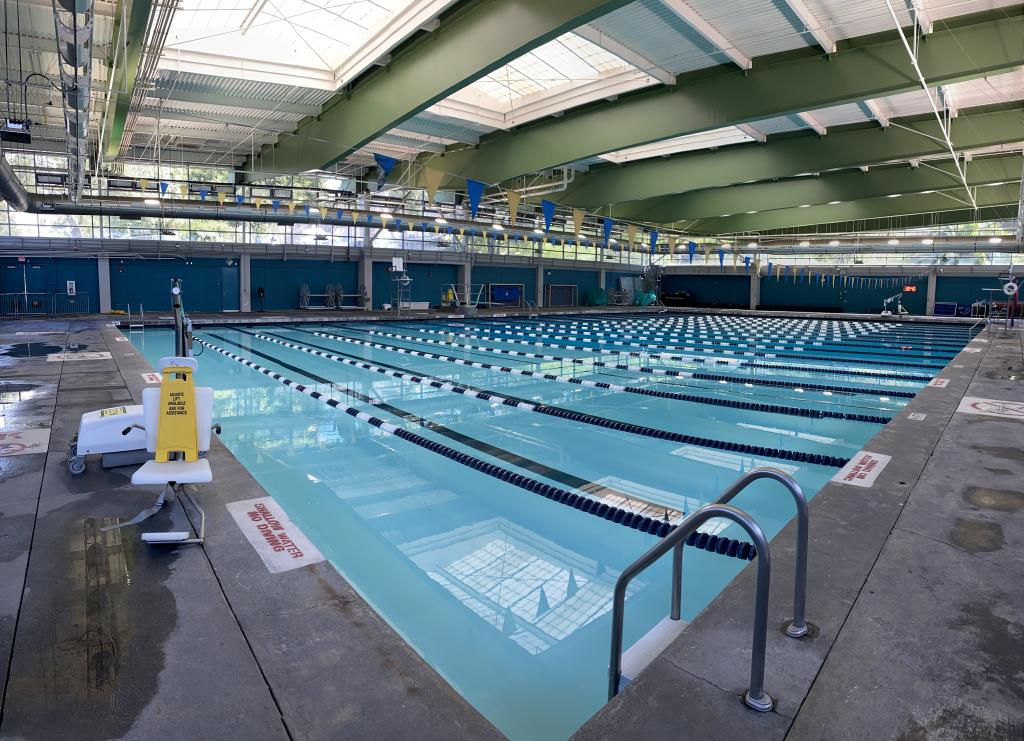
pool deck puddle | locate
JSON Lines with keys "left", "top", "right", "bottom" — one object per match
{"left": 0, "top": 317, "right": 499, "bottom": 741}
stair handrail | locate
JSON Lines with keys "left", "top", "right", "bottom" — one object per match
{"left": 608, "top": 503, "right": 774, "bottom": 711}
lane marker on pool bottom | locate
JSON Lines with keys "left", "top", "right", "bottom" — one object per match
{"left": 195, "top": 337, "right": 758, "bottom": 559}
{"left": 226, "top": 496, "right": 325, "bottom": 573}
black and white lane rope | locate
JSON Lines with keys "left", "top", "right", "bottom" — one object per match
{"left": 304, "top": 328, "right": 889, "bottom": 427}
{"left": 194, "top": 337, "right": 758, "bottom": 560}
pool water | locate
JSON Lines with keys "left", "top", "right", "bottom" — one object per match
{"left": 128, "top": 313, "right": 969, "bottom": 739}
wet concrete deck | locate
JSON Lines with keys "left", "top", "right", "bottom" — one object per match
{"left": 575, "top": 325, "right": 1024, "bottom": 739}
{"left": 0, "top": 318, "right": 499, "bottom": 740}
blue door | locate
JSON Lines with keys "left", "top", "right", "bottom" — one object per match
{"left": 221, "top": 265, "right": 239, "bottom": 311}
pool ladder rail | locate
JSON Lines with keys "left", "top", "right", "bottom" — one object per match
{"left": 127, "top": 303, "right": 144, "bottom": 331}
{"left": 608, "top": 467, "right": 810, "bottom": 712}
{"left": 524, "top": 299, "right": 538, "bottom": 318}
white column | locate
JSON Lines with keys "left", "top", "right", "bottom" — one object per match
{"left": 535, "top": 264, "right": 544, "bottom": 307}
{"left": 598, "top": 269, "right": 607, "bottom": 290}
{"left": 457, "top": 262, "right": 471, "bottom": 304}
{"left": 926, "top": 268, "right": 937, "bottom": 315}
{"left": 360, "top": 254, "right": 373, "bottom": 310}
{"left": 749, "top": 268, "right": 760, "bottom": 310}
{"left": 239, "top": 254, "right": 251, "bottom": 312}
{"left": 97, "top": 256, "right": 111, "bottom": 313}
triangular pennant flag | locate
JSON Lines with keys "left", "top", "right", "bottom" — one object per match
{"left": 650, "top": 230, "right": 659, "bottom": 254}
{"left": 767, "top": 261, "right": 773, "bottom": 277}
{"left": 703, "top": 244, "right": 710, "bottom": 263}
{"left": 288, "top": 202, "right": 296, "bottom": 214}
{"left": 380, "top": 212, "right": 390, "bottom": 228}
{"left": 688, "top": 241, "right": 697, "bottom": 263}
{"left": 373, "top": 153, "right": 397, "bottom": 191}
{"left": 535, "top": 586, "right": 551, "bottom": 618}
{"left": 255, "top": 198, "right": 264, "bottom": 209}
{"left": 424, "top": 167, "right": 444, "bottom": 203}
{"left": 732, "top": 247, "right": 738, "bottom": 270}
{"left": 567, "top": 568, "right": 579, "bottom": 598}
{"left": 668, "top": 236, "right": 677, "bottom": 256}
{"left": 744, "top": 255, "right": 751, "bottom": 274}
{"left": 179, "top": 184, "right": 188, "bottom": 196}
{"left": 159, "top": 182, "right": 168, "bottom": 195}
{"left": 603, "top": 217, "right": 615, "bottom": 245}
{"left": 718, "top": 248, "right": 725, "bottom": 268}
{"left": 236, "top": 193, "right": 245, "bottom": 205}
{"left": 507, "top": 190, "right": 521, "bottom": 221}
{"left": 572, "top": 208, "right": 585, "bottom": 238}
{"left": 626, "top": 224, "right": 637, "bottom": 250}
{"left": 217, "top": 192, "right": 226, "bottom": 206}
{"left": 271, "top": 199, "right": 280, "bottom": 211}
{"left": 541, "top": 199, "right": 557, "bottom": 232}
{"left": 199, "top": 188, "right": 209, "bottom": 202}
{"left": 139, "top": 178, "right": 149, "bottom": 192}
{"left": 466, "top": 178, "right": 486, "bottom": 219}
{"left": 336, "top": 209, "right": 344, "bottom": 221}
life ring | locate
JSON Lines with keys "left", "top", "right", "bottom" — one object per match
{"left": 1003, "top": 281, "right": 1019, "bottom": 297}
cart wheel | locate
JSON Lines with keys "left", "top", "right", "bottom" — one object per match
{"left": 68, "top": 456, "right": 86, "bottom": 475}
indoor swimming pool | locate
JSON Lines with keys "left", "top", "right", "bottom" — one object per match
{"left": 127, "top": 312, "right": 973, "bottom": 740}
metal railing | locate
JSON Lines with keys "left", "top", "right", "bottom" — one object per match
{"left": 608, "top": 467, "right": 813, "bottom": 711}
{"left": 0, "top": 291, "right": 69, "bottom": 317}
{"left": 524, "top": 299, "right": 538, "bottom": 318}
{"left": 608, "top": 503, "right": 774, "bottom": 710}
{"left": 51, "top": 292, "right": 91, "bottom": 315}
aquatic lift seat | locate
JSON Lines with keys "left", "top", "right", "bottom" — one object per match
{"left": 105, "top": 356, "right": 217, "bottom": 545}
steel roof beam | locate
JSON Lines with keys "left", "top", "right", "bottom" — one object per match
{"left": 146, "top": 87, "right": 323, "bottom": 117}
{"left": 101, "top": 0, "right": 155, "bottom": 159}
{"left": 779, "top": 0, "right": 835, "bottom": 53}
{"left": 659, "top": 0, "right": 750, "bottom": 69}
{"left": 604, "top": 107, "right": 1023, "bottom": 220}
{"left": 619, "top": 151, "right": 1022, "bottom": 222}
{"left": 574, "top": 25, "right": 676, "bottom": 85}
{"left": 243, "top": 0, "right": 634, "bottom": 177}
{"left": 432, "top": 11, "right": 1023, "bottom": 187}
{"left": 688, "top": 182, "right": 1020, "bottom": 234}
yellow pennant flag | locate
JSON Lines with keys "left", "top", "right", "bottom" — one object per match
{"left": 668, "top": 236, "right": 677, "bottom": 256}
{"left": 572, "top": 208, "right": 585, "bottom": 238}
{"left": 381, "top": 213, "right": 390, "bottom": 228}
{"left": 507, "top": 190, "right": 521, "bottom": 221}
{"left": 217, "top": 192, "right": 226, "bottom": 206}
{"left": 458, "top": 228, "right": 465, "bottom": 237}
{"left": 424, "top": 167, "right": 444, "bottom": 203}
{"left": 626, "top": 224, "right": 637, "bottom": 250}
{"left": 733, "top": 247, "right": 739, "bottom": 270}
{"left": 776, "top": 264, "right": 782, "bottom": 280}
{"left": 287, "top": 202, "right": 296, "bottom": 214}
{"left": 139, "top": 178, "right": 150, "bottom": 192}
{"left": 255, "top": 198, "right": 264, "bottom": 209}
{"left": 703, "top": 244, "right": 710, "bottom": 263}
{"left": 179, "top": 184, "right": 188, "bottom": 196}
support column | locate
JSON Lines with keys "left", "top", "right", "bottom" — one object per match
{"left": 239, "top": 254, "right": 251, "bottom": 312}
{"left": 97, "top": 256, "right": 111, "bottom": 313}
{"left": 535, "top": 264, "right": 544, "bottom": 307}
{"left": 457, "top": 262, "right": 471, "bottom": 305}
{"left": 360, "top": 254, "right": 373, "bottom": 310}
{"left": 749, "top": 267, "right": 760, "bottom": 310}
{"left": 598, "top": 269, "right": 607, "bottom": 291}
{"left": 926, "top": 268, "right": 937, "bottom": 315}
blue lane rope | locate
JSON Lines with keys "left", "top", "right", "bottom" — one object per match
{"left": 255, "top": 331, "right": 853, "bottom": 467}
{"left": 360, "top": 326, "right": 916, "bottom": 400}
{"left": 304, "top": 327, "right": 889, "bottom": 427}
{"left": 194, "top": 337, "right": 756, "bottom": 560}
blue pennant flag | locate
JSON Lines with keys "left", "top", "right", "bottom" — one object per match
{"left": 466, "top": 179, "right": 486, "bottom": 219}
{"left": 271, "top": 199, "right": 280, "bottom": 212}
{"left": 236, "top": 193, "right": 245, "bottom": 205}
{"left": 650, "top": 230, "right": 659, "bottom": 254}
{"left": 336, "top": 209, "right": 343, "bottom": 221}
{"left": 744, "top": 255, "right": 751, "bottom": 274}
{"left": 799, "top": 268, "right": 805, "bottom": 283}
{"left": 603, "top": 217, "right": 615, "bottom": 245}
{"left": 718, "top": 249, "right": 725, "bottom": 268}
{"left": 687, "top": 241, "right": 697, "bottom": 263}
{"left": 541, "top": 199, "right": 557, "bottom": 232}
{"left": 199, "top": 188, "right": 209, "bottom": 202}
{"left": 767, "top": 261, "right": 773, "bottom": 277}
{"left": 304, "top": 204, "right": 311, "bottom": 216}
{"left": 159, "top": 182, "right": 168, "bottom": 195}
{"left": 373, "top": 154, "right": 398, "bottom": 191}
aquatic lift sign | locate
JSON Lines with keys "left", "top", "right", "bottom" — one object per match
{"left": 832, "top": 450, "right": 892, "bottom": 488}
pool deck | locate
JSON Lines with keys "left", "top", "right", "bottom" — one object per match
{"left": 575, "top": 324, "right": 1024, "bottom": 739}
{"left": 1, "top": 312, "right": 1019, "bottom": 740}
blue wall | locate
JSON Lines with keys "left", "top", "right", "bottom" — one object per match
{"left": 110, "top": 257, "right": 239, "bottom": 313}
{"left": 662, "top": 274, "right": 749, "bottom": 307}
{"left": 935, "top": 276, "right": 1006, "bottom": 308}
{"left": 0, "top": 257, "right": 99, "bottom": 300}
{"left": 759, "top": 275, "right": 927, "bottom": 314}
{"left": 251, "top": 259, "right": 359, "bottom": 311}
{"left": 473, "top": 265, "right": 536, "bottom": 306}
{"left": 542, "top": 268, "right": 599, "bottom": 306}
{"left": 371, "top": 261, "right": 458, "bottom": 309}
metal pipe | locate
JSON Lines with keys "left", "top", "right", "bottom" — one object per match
{"left": 670, "top": 541, "right": 683, "bottom": 621}
{"left": 608, "top": 502, "right": 773, "bottom": 711}
{"left": 707, "top": 467, "right": 809, "bottom": 638}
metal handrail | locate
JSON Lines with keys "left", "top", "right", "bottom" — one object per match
{"left": 673, "top": 467, "right": 809, "bottom": 638}
{"left": 608, "top": 503, "right": 774, "bottom": 711}
{"left": 524, "top": 298, "right": 538, "bottom": 318}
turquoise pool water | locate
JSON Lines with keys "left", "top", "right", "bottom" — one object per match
{"left": 128, "top": 312, "right": 969, "bottom": 739}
